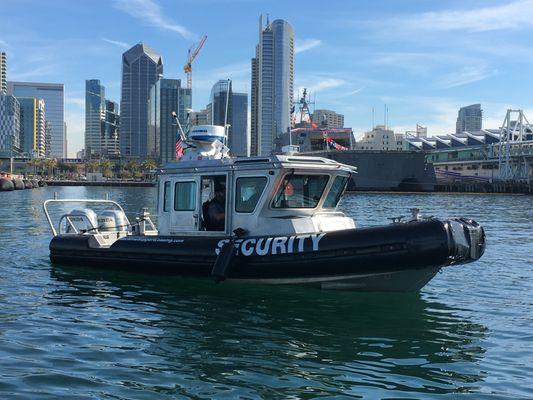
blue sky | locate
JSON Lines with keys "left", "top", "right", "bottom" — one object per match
{"left": 1, "top": 0, "right": 533, "bottom": 156}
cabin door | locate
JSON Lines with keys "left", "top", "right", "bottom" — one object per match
{"left": 169, "top": 177, "right": 201, "bottom": 234}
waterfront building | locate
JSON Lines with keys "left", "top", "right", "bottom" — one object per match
{"left": 231, "top": 92, "right": 248, "bottom": 156}
{"left": 148, "top": 78, "right": 191, "bottom": 165}
{"left": 358, "top": 125, "right": 404, "bottom": 151}
{"left": 456, "top": 104, "right": 482, "bottom": 133}
{"left": 250, "top": 56, "right": 259, "bottom": 156}
{"left": 120, "top": 43, "right": 163, "bottom": 159}
{"left": 188, "top": 108, "right": 210, "bottom": 126}
{"left": 85, "top": 79, "right": 105, "bottom": 158}
{"left": 0, "top": 94, "right": 21, "bottom": 157}
{"left": 17, "top": 97, "right": 46, "bottom": 157}
{"left": 7, "top": 81, "right": 65, "bottom": 158}
{"left": 251, "top": 15, "right": 294, "bottom": 156}
{"left": 0, "top": 52, "right": 6, "bottom": 95}
{"left": 85, "top": 80, "right": 120, "bottom": 159}
{"left": 312, "top": 109, "right": 344, "bottom": 128}
{"left": 209, "top": 80, "right": 248, "bottom": 157}
{"left": 103, "top": 100, "right": 120, "bottom": 158}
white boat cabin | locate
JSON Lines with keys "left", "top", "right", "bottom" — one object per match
{"left": 157, "top": 155, "right": 356, "bottom": 237}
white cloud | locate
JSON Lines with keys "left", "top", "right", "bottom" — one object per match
{"left": 295, "top": 39, "right": 322, "bottom": 54}
{"left": 392, "top": 0, "right": 533, "bottom": 32}
{"left": 101, "top": 37, "right": 130, "bottom": 49}
{"left": 66, "top": 97, "right": 85, "bottom": 108}
{"left": 113, "top": 0, "right": 196, "bottom": 40}
{"left": 9, "top": 64, "right": 57, "bottom": 80}
{"left": 297, "top": 76, "right": 347, "bottom": 95}
{"left": 435, "top": 66, "right": 498, "bottom": 89}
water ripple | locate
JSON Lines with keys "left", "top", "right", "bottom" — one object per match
{"left": 0, "top": 188, "right": 532, "bottom": 398}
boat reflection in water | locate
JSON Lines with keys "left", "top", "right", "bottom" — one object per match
{"left": 48, "top": 266, "right": 488, "bottom": 398}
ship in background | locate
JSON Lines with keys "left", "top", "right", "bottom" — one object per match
{"left": 275, "top": 89, "right": 436, "bottom": 192}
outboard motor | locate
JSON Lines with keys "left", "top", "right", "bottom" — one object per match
{"left": 447, "top": 218, "right": 486, "bottom": 263}
{"left": 97, "top": 209, "right": 128, "bottom": 232}
{"left": 61, "top": 208, "right": 98, "bottom": 234}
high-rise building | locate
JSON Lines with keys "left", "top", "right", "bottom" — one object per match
{"left": 103, "top": 100, "right": 120, "bottom": 158}
{"left": 17, "top": 97, "right": 46, "bottom": 157}
{"left": 358, "top": 125, "right": 401, "bottom": 151}
{"left": 148, "top": 78, "right": 191, "bottom": 165}
{"left": 1, "top": 52, "right": 7, "bottom": 95}
{"left": 7, "top": 81, "right": 65, "bottom": 158}
{"left": 231, "top": 92, "right": 248, "bottom": 156}
{"left": 250, "top": 56, "right": 259, "bottom": 156}
{"left": 0, "top": 94, "right": 21, "bottom": 157}
{"left": 312, "top": 109, "right": 344, "bottom": 129}
{"left": 456, "top": 104, "right": 482, "bottom": 133}
{"left": 85, "top": 80, "right": 120, "bottom": 159}
{"left": 85, "top": 79, "right": 105, "bottom": 158}
{"left": 120, "top": 43, "right": 163, "bottom": 158}
{"left": 209, "top": 80, "right": 248, "bottom": 157}
{"left": 251, "top": 16, "right": 294, "bottom": 156}
{"left": 210, "top": 80, "right": 232, "bottom": 128}
{"left": 188, "top": 108, "right": 210, "bottom": 126}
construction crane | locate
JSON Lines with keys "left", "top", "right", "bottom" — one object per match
{"left": 183, "top": 34, "right": 207, "bottom": 90}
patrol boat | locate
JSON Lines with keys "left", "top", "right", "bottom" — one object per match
{"left": 44, "top": 125, "right": 486, "bottom": 291}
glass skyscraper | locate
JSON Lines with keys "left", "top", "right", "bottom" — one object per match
{"left": 85, "top": 80, "right": 120, "bottom": 159}
{"left": 1, "top": 52, "right": 6, "bottom": 95}
{"left": 85, "top": 79, "right": 105, "bottom": 158}
{"left": 103, "top": 100, "right": 120, "bottom": 158}
{"left": 0, "top": 94, "right": 21, "bottom": 157}
{"left": 120, "top": 43, "right": 163, "bottom": 159}
{"left": 456, "top": 104, "right": 483, "bottom": 133}
{"left": 17, "top": 97, "right": 46, "bottom": 157}
{"left": 148, "top": 79, "right": 191, "bottom": 165}
{"left": 251, "top": 16, "right": 294, "bottom": 156}
{"left": 209, "top": 80, "right": 249, "bottom": 157}
{"left": 8, "top": 81, "right": 65, "bottom": 158}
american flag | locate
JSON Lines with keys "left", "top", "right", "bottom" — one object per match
{"left": 175, "top": 135, "right": 184, "bottom": 159}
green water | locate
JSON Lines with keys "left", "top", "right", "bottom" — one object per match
{"left": 0, "top": 186, "right": 531, "bottom": 399}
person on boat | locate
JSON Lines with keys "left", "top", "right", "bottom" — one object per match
{"left": 207, "top": 183, "right": 225, "bottom": 231}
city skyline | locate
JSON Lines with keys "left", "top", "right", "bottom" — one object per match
{"left": 1, "top": 0, "right": 533, "bottom": 157}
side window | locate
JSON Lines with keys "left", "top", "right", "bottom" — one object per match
{"left": 235, "top": 177, "right": 268, "bottom": 213}
{"left": 323, "top": 176, "right": 349, "bottom": 208}
{"left": 163, "top": 181, "right": 171, "bottom": 212}
{"left": 174, "top": 181, "right": 197, "bottom": 211}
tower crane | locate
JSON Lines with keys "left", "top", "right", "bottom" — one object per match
{"left": 183, "top": 34, "right": 207, "bottom": 90}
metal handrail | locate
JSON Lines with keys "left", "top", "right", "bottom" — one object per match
{"left": 43, "top": 198, "right": 128, "bottom": 237}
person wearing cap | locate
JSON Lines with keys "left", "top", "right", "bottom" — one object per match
{"left": 208, "top": 182, "right": 226, "bottom": 231}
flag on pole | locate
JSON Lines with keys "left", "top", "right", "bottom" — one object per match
{"left": 175, "top": 135, "right": 184, "bottom": 159}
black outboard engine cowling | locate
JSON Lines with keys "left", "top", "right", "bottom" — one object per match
{"left": 446, "top": 218, "right": 486, "bottom": 264}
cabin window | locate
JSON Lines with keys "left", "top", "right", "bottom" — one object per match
{"left": 235, "top": 177, "right": 268, "bottom": 213}
{"left": 174, "top": 181, "right": 197, "bottom": 211}
{"left": 163, "top": 181, "right": 171, "bottom": 212}
{"left": 272, "top": 174, "right": 329, "bottom": 209}
{"left": 323, "top": 176, "right": 349, "bottom": 208}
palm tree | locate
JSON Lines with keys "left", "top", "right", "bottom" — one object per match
{"left": 141, "top": 159, "right": 157, "bottom": 181}
{"left": 99, "top": 160, "right": 113, "bottom": 179}
{"left": 44, "top": 159, "right": 57, "bottom": 177}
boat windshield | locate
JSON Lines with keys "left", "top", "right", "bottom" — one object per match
{"left": 272, "top": 174, "right": 329, "bottom": 209}
{"left": 323, "top": 175, "right": 349, "bottom": 208}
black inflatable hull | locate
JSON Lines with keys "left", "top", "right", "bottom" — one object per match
{"left": 49, "top": 219, "right": 485, "bottom": 291}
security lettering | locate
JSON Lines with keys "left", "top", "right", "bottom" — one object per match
{"left": 215, "top": 233, "right": 326, "bottom": 256}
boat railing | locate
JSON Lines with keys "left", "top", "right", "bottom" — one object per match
{"left": 43, "top": 196, "right": 128, "bottom": 237}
